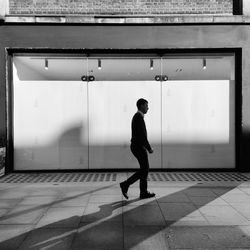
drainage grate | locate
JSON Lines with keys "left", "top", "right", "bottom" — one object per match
{"left": 0, "top": 173, "right": 117, "bottom": 183}
{"left": 148, "top": 172, "right": 249, "bottom": 182}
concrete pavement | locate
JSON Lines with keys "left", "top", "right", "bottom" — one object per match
{"left": 0, "top": 172, "right": 249, "bottom": 249}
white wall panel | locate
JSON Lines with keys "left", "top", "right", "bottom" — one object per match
{"left": 162, "top": 80, "right": 235, "bottom": 169}
{"left": 88, "top": 81, "right": 161, "bottom": 169}
{"left": 14, "top": 77, "right": 88, "bottom": 170}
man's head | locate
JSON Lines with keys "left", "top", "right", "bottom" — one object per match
{"left": 136, "top": 98, "right": 149, "bottom": 114}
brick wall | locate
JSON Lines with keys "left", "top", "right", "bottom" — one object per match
{"left": 9, "top": 0, "right": 233, "bottom": 16}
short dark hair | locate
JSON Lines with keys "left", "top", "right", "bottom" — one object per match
{"left": 136, "top": 98, "right": 148, "bottom": 110}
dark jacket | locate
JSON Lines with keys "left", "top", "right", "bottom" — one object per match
{"left": 131, "top": 112, "right": 152, "bottom": 152}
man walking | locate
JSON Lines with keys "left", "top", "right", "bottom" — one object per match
{"left": 120, "top": 98, "right": 155, "bottom": 199}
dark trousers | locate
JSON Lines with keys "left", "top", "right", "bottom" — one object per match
{"left": 126, "top": 144, "right": 149, "bottom": 194}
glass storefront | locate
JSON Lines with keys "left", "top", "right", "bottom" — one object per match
{"left": 12, "top": 53, "right": 235, "bottom": 170}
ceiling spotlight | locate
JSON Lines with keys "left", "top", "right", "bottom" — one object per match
{"left": 203, "top": 58, "right": 206, "bottom": 70}
{"left": 150, "top": 59, "right": 154, "bottom": 70}
{"left": 98, "top": 59, "right": 102, "bottom": 70}
{"left": 45, "top": 59, "right": 48, "bottom": 70}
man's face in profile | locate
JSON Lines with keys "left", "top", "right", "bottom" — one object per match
{"left": 141, "top": 102, "right": 149, "bottom": 114}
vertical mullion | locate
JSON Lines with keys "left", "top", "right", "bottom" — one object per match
{"left": 160, "top": 57, "right": 163, "bottom": 169}
{"left": 87, "top": 57, "right": 90, "bottom": 170}
{"left": 7, "top": 52, "right": 14, "bottom": 173}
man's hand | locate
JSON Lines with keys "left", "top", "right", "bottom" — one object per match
{"left": 149, "top": 148, "right": 154, "bottom": 154}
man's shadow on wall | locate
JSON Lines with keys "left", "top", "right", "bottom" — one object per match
{"left": 16, "top": 121, "right": 235, "bottom": 171}
{"left": 0, "top": 183, "right": 250, "bottom": 249}
{"left": 16, "top": 124, "right": 88, "bottom": 169}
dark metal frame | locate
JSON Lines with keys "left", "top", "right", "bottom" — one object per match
{"left": 5, "top": 48, "right": 242, "bottom": 173}
{"left": 233, "top": 0, "right": 243, "bottom": 15}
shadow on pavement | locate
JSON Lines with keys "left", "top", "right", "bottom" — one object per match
{"left": 0, "top": 183, "right": 250, "bottom": 249}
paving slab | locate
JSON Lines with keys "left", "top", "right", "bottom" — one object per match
{"left": 152, "top": 186, "right": 188, "bottom": 197}
{"left": 123, "top": 204, "right": 166, "bottom": 226}
{"left": 0, "top": 190, "right": 30, "bottom": 199}
{"left": 19, "top": 228, "right": 76, "bottom": 250}
{"left": 159, "top": 202, "right": 209, "bottom": 226}
{"left": 90, "top": 186, "right": 122, "bottom": 196}
{"left": 230, "top": 203, "right": 250, "bottom": 220}
{"left": 72, "top": 222, "right": 123, "bottom": 250}
{"left": 124, "top": 225, "right": 169, "bottom": 250}
{"left": 184, "top": 187, "right": 219, "bottom": 197}
{"left": 52, "top": 196, "right": 90, "bottom": 207}
{"left": 198, "top": 205, "right": 250, "bottom": 226}
{"left": 188, "top": 195, "right": 229, "bottom": 206}
{"left": 211, "top": 187, "right": 245, "bottom": 195}
{"left": 81, "top": 202, "right": 123, "bottom": 223}
{"left": 220, "top": 193, "right": 250, "bottom": 203}
{"left": 0, "top": 199, "right": 22, "bottom": 208}
{"left": 123, "top": 197, "right": 157, "bottom": 206}
{"left": 0, "top": 205, "right": 48, "bottom": 225}
{"left": 36, "top": 207, "right": 84, "bottom": 228}
{"left": 157, "top": 192, "right": 191, "bottom": 203}
{"left": 0, "top": 208, "right": 10, "bottom": 218}
{"left": 28, "top": 187, "right": 62, "bottom": 197}
{"left": 163, "top": 226, "right": 250, "bottom": 249}
{"left": 0, "top": 225, "right": 33, "bottom": 250}
{"left": 88, "top": 194, "right": 122, "bottom": 203}
{"left": 18, "top": 195, "right": 59, "bottom": 206}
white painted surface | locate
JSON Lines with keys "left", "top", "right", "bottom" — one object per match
{"left": 13, "top": 56, "right": 233, "bottom": 81}
{"left": 243, "top": 0, "right": 250, "bottom": 15}
{"left": 0, "top": 0, "right": 8, "bottom": 18}
{"left": 13, "top": 67, "right": 88, "bottom": 170}
{"left": 162, "top": 80, "right": 235, "bottom": 169}
{"left": 88, "top": 81, "right": 162, "bottom": 169}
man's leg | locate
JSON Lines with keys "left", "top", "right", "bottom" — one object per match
{"left": 125, "top": 146, "right": 146, "bottom": 186}
{"left": 136, "top": 149, "right": 155, "bottom": 199}
{"left": 138, "top": 151, "right": 149, "bottom": 194}
{"left": 120, "top": 146, "right": 143, "bottom": 199}
{"left": 121, "top": 147, "right": 149, "bottom": 196}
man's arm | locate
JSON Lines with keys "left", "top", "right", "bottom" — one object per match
{"left": 137, "top": 116, "right": 153, "bottom": 153}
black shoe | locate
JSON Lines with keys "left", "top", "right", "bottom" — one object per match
{"left": 120, "top": 182, "right": 129, "bottom": 199}
{"left": 140, "top": 192, "right": 155, "bottom": 199}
